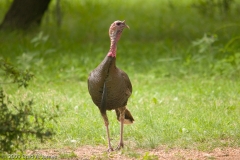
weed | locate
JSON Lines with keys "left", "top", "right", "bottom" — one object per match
{"left": 59, "top": 151, "right": 77, "bottom": 159}
{"left": 142, "top": 152, "right": 158, "bottom": 160}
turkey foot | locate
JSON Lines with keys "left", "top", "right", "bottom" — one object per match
{"left": 107, "top": 147, "right": 114, "bottom": 152}
{"left": 115, "top": 143, "right": 124, "bottom": 150}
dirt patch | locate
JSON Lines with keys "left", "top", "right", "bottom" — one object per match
{"left": 27, "top": 146, "right": 240, "bottom": 159}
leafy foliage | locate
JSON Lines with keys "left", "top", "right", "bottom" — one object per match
{"left": 0, "top": 59, "right": 58, "bottom": 153}
{"left": 0, "top": 58, "right": 33, "bottom": 88}
{"left": 192, "top": 33, "right": 218, "bottom": 53}
{"left": 213, "top": 52, "right": 240, "bottom": 77}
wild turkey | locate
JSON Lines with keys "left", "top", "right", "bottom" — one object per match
{"left": 88, "top": 20, "right": 134, "bottom": 151}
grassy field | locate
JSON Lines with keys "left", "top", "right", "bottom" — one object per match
{"left": 0, "top": 0, "right": 240, "bottom": 157}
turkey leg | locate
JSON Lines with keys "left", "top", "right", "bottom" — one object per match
{"left": 102, "top": 114, "right": 114, "bottom": 152}
{"left": 100, "top": 82, "right": 113, "bottom": 152}
{"left": 116, "top": 108, "right": 125, "bottom": 150}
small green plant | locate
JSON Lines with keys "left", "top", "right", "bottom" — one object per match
{"left": 59, "top": 151, "right": 77, "bottom": 159}
{"left": 126, "top": 151, "right": 141, "bottom": 159}
{"left": 0, "top": 58, "right": 33, "bottom": 88}
{"left": 30, "top": 31, "right": 49, "bottom": 47}
{"left": 142, "top": 152, "right": 158, "bottom": 160}
{"left": 212, "top": 52, "right": 240, "bottom": 77}
{"left": 192, "top": 33, "right": 218, "bottom": 53}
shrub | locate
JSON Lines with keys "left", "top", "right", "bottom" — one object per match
{"left": 0, "top": 58, "right": 58, "bottom": 153}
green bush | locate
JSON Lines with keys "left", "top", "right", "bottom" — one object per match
{"left": 0, "top": 59, "right": 58, "bottom": 153}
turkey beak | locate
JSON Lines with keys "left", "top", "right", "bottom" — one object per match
{"left": 122, "top": 20, "right": 130, "bottom": 29}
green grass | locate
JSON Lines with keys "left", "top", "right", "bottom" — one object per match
{"left": 0, "top": 0, "right": 240, "bottom": 153}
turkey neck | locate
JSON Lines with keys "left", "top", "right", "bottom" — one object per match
{"left": 107, "top": 40, "right": 117, "bottom": 58}
{"left": 107, "top": 30, "right": 122, "bottom": 57}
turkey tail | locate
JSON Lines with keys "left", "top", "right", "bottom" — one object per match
{"left": 115, "top": 108, "right": 134, "bottom": 124}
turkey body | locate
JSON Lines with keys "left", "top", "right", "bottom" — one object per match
{"left": 88, "top": 56, "right": 132, "bottom": 112}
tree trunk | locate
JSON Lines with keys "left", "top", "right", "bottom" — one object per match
{"left": 0, "top": 0, "right": 51, "bottom": 30}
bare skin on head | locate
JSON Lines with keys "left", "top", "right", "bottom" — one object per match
{"left": 107, "top": 20, "right": 129, "bottom": 57}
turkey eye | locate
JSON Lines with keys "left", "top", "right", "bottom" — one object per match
{"left": 116, "top": 22, "right": 121, "bottom": 26}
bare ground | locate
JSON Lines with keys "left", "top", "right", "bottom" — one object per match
{"left": 27, "top": 146, "right": 240, "bottom": 160}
